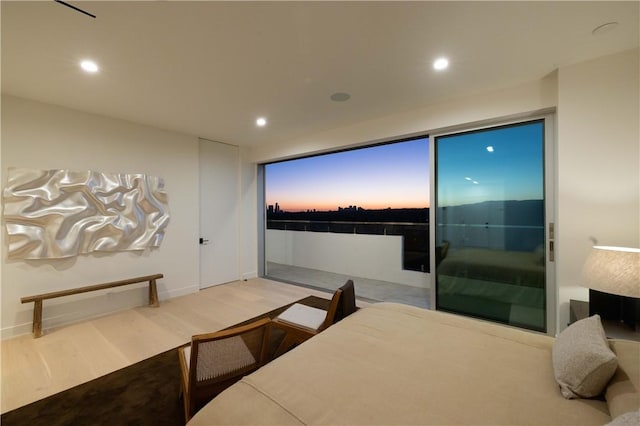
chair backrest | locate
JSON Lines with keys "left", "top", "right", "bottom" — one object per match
{"left": 334, "top": 279, "right": 356, "bottom": 322}
{"left": 318, "top": 279, "right": 357, "bottom": 330}
{"left": 188, "top": 317, "right": 270, "bottom": 399}
{"left": 318, "top": 288, "right": 342, "bottom": 332}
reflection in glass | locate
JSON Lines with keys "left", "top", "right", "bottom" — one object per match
{"left": 435, "top": 120, "right": 546, "bottom": 331}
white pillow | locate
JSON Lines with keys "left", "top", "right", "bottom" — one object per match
{"left": 552, "top": 314, "right": 618, "bottom": 399}
{"left": 606, "top": 409, "right": 640, "bottom": 426}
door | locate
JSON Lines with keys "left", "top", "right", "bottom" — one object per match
{"left": 199, "top": 138, "right": 240, "bottom": 288}
{"left": 433, "top": 118, "right": 554, "bottom": 332}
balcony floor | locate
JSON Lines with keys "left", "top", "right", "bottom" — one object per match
{"left": 266, "top": 262, "right": 430, "bottom": 309}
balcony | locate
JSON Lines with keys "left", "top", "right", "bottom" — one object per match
{"left": 265, "top": 220, "right": 430, "bottom": 308}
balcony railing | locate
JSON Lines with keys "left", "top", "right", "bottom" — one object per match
{"left": 267, "top": 220, "right": 429, "bottom": 272}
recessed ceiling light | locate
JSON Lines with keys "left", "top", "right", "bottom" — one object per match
{"left": 80, "top": 60, "right": 99, "bottom": 73}
{"left": 330, "top": 92, "right": 351, "bottom": 102}
{"left": 592, "top": 22, "right": 619, "bottom": 36}
{"left": 433, "top": 57, "right": 449, "bottom": 71}
{"left": 256, "top": 117, "right": 267, "bottom": 127}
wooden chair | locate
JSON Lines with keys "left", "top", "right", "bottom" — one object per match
{"left": 272, "top": 280, "right": 356, "bottom": 356}
{"left": 178, "top": 317, "right": 271, "bottom": 422}
{"left": 334, "top": 279, "right": 357, "bottom": 322}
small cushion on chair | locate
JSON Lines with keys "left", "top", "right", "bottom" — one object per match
{"left": 277, "top": 303, "right": 327, "bottom": 331}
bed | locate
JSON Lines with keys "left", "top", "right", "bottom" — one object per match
{"left": 189, "top": 303, "right": 639, "bottom": 426}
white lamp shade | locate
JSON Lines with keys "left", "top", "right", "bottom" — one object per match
{"left": 582, "top": 246, "right": 640, "bottom": 298}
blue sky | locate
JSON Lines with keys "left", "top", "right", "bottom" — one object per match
{"left": 266, "top": 138, "right": 430, "bottom": 211}
{"left": 436, "top": 121, "right": 544, "bottom": 206}
{"left": 265, "top": 120, "right": 543, "bottom": 212}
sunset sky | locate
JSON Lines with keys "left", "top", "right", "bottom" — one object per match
{"left": 266, "top": 138, "right": 430, "bottom": 212}
{"left": 265, "top": 120, "right": 543, "bottom": 212}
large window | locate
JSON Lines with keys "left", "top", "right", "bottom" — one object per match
{"left": 263, "top": 137, "right": 430, "bottom": 306}
{"left": 434, "top": 119, "right": 549, "bottom": 332}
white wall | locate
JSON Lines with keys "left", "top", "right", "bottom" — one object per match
{"left": 266, "top": 230, "right": 428, "bottom": 287}
{"left": 556, "top": 49, "right": 640, "bottom": 329}
{"left": 1, "top": 96, "right": 201, "bottom": 338}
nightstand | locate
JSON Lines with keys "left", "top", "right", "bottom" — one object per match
{"left": 569, "top": 299, "right": 640, "bottom": 341}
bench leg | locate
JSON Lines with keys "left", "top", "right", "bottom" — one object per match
{"left": 33, "top": 300, "right": 43, "bottom": 338}
{"left": 149, "top": 279, "right": 160, "bottom": 307}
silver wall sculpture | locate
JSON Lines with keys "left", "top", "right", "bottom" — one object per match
{"left": 3, "top": 168, "right": 170, "bottom": 259}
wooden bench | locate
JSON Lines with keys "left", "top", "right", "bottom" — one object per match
{"left": 21, "top": 274, "right": 163, "bottom": 338}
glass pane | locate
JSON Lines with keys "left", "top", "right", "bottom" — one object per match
{"left": 435, "top": 120, "right": 546, "bottom": 332}
{"left": 264, "top": 138, "right": 430, "bottom": 307}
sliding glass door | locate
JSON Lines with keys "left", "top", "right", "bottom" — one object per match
{"left": 434, "top": 119, "right": 552, "bottom": 332}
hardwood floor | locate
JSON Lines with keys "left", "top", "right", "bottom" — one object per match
{"left": 1, "top": 278, "right": 357, "bottom": 414}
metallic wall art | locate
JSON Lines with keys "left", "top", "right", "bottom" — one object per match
{"left": 3, "top": 168, "right": 170, "bottom": 259}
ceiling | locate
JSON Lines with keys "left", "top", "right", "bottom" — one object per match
{"left": 2, "top": 1, "right": 638, "bottom": 148}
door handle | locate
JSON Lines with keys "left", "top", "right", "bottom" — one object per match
{"left": 199, "top": 237, "right": 210, "bottom": 245}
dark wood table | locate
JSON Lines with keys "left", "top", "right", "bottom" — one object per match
{"left": 229, "top": 295, "right": 331, "bottom": 359}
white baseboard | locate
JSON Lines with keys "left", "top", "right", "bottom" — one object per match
{"left": 160, "top": 284, "right": 199, "bottom": 299}
{"left": 2, "top": 322, "right": 34, "bottom": 340}
{"left": 241, "top": 271, "right": 258, "bottom": 281}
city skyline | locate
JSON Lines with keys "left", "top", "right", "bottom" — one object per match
{"left": 265, "top": 137, "right": 430, "bottom": 212}
{"left": 266, "top": 202, "right": 420, "bottom": 214}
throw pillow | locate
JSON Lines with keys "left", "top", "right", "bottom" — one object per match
{"left": 552, "top": 314, "right": 618, "bottom": 399}
{"left": 606, "top": 410, "right": 640, "bottom": 426}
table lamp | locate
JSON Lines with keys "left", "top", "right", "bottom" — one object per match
{"left": 582, "top": 246, "right": 640, "bottom": 330}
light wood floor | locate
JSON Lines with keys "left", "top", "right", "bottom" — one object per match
{"left": 1, "top": 278, "right": 360, "bottom": 414}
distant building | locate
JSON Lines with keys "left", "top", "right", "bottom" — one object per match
{"left": 267, "top": 203, "right": 282, "bottom": 214}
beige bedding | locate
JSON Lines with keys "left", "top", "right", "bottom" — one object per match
{"left": 189, "top": 303, "right": 633, "bottom": 426}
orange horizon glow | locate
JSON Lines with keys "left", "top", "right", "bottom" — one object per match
{"left": 266, "top": 200, "right": 430, "bottom": 212}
